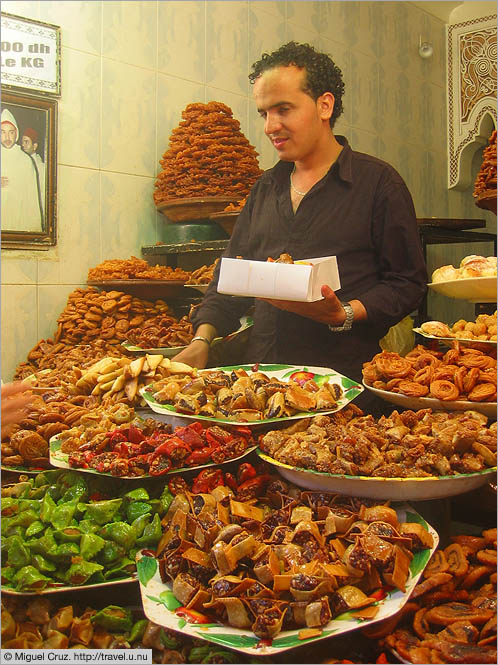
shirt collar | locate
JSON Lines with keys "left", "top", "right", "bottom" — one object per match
{"left": 270, "top": 134, "right": 353, "bottom": 187}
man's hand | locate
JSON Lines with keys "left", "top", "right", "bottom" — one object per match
{"left": 261, "top": 284, "right": 367, "bottom": 325}
{"left": 171, "top": 341, "right": 209, "bottom": 369}
{"left": 1, "top": 381, "right": 35, "bottom": 427}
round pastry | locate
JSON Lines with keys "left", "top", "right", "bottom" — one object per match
{"left": 420, "top": 321, "right": 453, "bottom": 338}
{"left": 431, "top": 265, "right": 460, "bottom": 283}
{"left": 468, "top": 383, "right": 497, "bottom": 402}
{"left": 430, "top": 379, "right": 460, "bottom": 401}
{"left": 397, "top": 380, "right": 429, "bottom": 397}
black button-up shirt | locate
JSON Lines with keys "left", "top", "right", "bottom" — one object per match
{"left": 192, "top": 136, "right": 427, "bottom": 389}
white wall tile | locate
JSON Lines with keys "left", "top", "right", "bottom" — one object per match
{"left": 58, "top": 47, "right": 101, "bottom": 169}
{"left": 37, "top": 257, "right": 61, "bottom": 285}
{"left": 57, "top": 165, "right": 101, "bottom": 283}
{"left": 158, "top": 0, "right": 206, "bottom": 83}
{"left": 103, "top": 0, "right": 157, "bottom": 70}
{"left": 39, "top": 1, "right": 102, "bottom": 55}
{"left": 100, "top": 172, "right": 157, "bottom": 258}
{"left": 250, "top": 1, "right": 286, "bottom": 19}
{"left": 286, "top": 1, "right": 321, "bottom": 34}
{"left": 1, "top": 2, "right": 40, "bottom": 19}
{"left": 1, "top": 256, "right": 37, "bottom": 285}
{"left": 350, "top": 51, "right": 380, "bottom": 135}
{"left": 206, "top": 1, "right": 249, "bottom": 96}
{"left": 101, "top": 59, "right": 156, "bottom": 176}
{"left": 1, "top": 284, "right": 38, "bottom": 380}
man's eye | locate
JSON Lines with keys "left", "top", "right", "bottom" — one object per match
{"left": 258, "top": 111, "right": 267, "bottom": 119}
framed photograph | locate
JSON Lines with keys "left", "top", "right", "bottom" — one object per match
{"left": 1, "top": 90, "right": 57, "bottom": 249}
{"left": 1, "top": 12, "right": 61, "bottom": 96}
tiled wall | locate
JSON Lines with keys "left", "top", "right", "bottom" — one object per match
{"left": 1, "top": 1, "right": 495, "bottom": 379}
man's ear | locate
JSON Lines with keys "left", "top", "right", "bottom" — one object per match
{"left": 317, "top": 92, "right": 335, "bottom": 121}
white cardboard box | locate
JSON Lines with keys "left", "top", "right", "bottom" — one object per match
{"left": 217, "top": 256, "right": 341, "bottom": 302}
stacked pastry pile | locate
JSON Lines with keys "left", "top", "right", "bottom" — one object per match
{"left": 126, "top": 314, "right": 193, "bottom": 349}
{"left": 363, "top": 344, "right": 497, "bottom": 402}
{"left": 53, "top": 287, "right": 173, "bottom": 346}
{"left": 153, "top": 102, "right": 263, "bottom": 203}
{"left": 474, "top": 129, "right": 497, "bottom": 205}
{"left": 432, "top": 255, "right": 497, "bottom": 282}
{"left": 87, "top": 256, "right": 189, "bottom": 282}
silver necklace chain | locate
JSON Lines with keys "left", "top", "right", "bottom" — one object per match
{"left": 290, "top": 166, "right": 307, "bottom": 197}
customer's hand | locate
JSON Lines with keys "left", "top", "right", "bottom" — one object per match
{"left": 261, "top": 284, "right": 362, "bottom": 325}
{"left": 171, "top": 340, "right": 210, "bottom": 369}
{"left": 1, "top": 381, "right": 34, "bottom": 427}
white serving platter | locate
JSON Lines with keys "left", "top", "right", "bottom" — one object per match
{"left": 363, "top": 380, "right": 497, "bottom": 419}
{"left": 428, "top": 277, "right": 496, "bottom": 302}
{"left": 136, "top": 505, "right": 437, "bottom": 656}
{"left": 141, "top": 364, "right": 363, "bottom": 426}
{"left": 257, "top": 450, "right": 497, "bottom": 501}
{"left": 413, "top": 327, "right": 496, "bottom": 351}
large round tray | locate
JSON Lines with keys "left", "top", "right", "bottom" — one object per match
{"left": 413, "top": 327, "right": 497, "bottom": 352}
{"left": 156, "top": 196, "right": 237, "bottom": 222}
{"left": 428, "top": 277, "right": 497, "bottom": 302}
{"left": 257, "top": 450, "right": 497, "bottom": 501}
{"left": 362, "top": 380, "right": 497, "bottom": 419}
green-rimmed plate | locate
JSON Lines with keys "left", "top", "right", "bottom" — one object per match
{"left": 140, "top": 364, "right": 363, "bottom": 426}
{"left": 122, "top": 316, "right": 253, "bottom": 355}
{"left": 136, "top": 505, "right": 437, "bottom": 656}
{"left": 257, "top": 450, "right": 497, "bottom": 501}
{"left": 49, "top": 435, "right": 256, "bottom": 480}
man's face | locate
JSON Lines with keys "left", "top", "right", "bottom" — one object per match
{"left": 253, "top": 65, "right": 330, "bottom": 163}
{"left": 1, "top": 123, "right": 17, "bottom": 149}
{"left": 22, "top": 135, "right": 36, "bottom": 155}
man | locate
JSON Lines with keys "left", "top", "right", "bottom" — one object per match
{"left": 21, "top": 127, "right": 45, "bottom": 216}
{"left": 174, "top": 42, "right": 427, "bottom": 412}
{"left": 1, "top": 108, "right": 43, "bottom": 231}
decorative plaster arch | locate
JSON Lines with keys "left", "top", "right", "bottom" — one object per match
{"left": 447, "top": 14, "right": 497, "bottom": 190}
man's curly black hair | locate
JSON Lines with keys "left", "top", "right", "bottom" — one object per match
{"left": 249, "top": 42, "right": 344, "bottom": 129}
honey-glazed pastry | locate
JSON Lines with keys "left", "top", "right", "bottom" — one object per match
{"left": 468, "top": 383, "right": 497, "bottom": 402}
{"left": 374, "top": 351, "right": 413, "bottom": 379}
{"left": 10, "top": 430, "right": 48, "bottom": 461}
{"left": 431, "top": 265, "right": 460, "bottom": 282}
{"left": 429, "top": 380, "right": 459, "bottom": 401}
{"left": 397, "top": 380, "right": 429, "bottom": 397}
{"left": 420, "top": 321, "right": 453, "bottom": 338}
{"left": 452, "top": 319, "right": 467, "bottom": 332}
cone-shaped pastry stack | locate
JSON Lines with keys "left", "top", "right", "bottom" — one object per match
{"left": 154, "top": 101, "right": 263, "bottom": 204}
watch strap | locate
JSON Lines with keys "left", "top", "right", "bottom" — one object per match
{"left": 328, "top": 302, "right": 354, "bottom": 332}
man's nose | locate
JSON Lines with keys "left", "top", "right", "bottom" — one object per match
{"left": 265, "top": 113, "right": 281, "bottom": 135}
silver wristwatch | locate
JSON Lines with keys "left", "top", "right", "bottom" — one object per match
{"left": 328, "top": 302, "right": 354, "bottom": 332}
